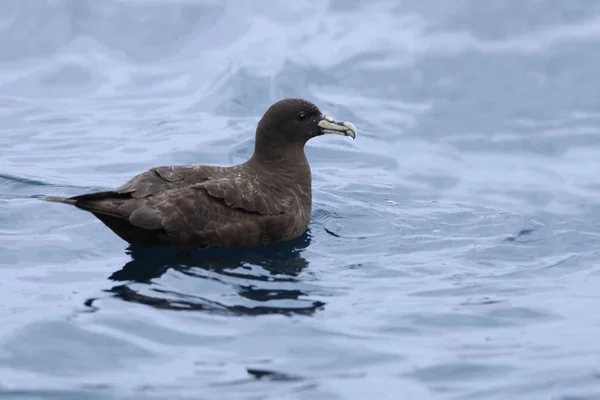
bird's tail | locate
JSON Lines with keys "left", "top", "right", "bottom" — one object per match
{"left": 41, "top": 196, "right": 77, "bottom": 205}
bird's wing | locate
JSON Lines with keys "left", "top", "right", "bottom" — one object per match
{"left": 196, "top": 177, "right": 291, "bottom": 215}
{"left": 112, "top": 165, "right": 290, "bottom": 214}
{"left": 114, "top": 183, "right": 288, "bottom": 248}
{"left": 114, "top": 164, "right": 218, "bottom": 198}
{"left": 69, "top": 166, "right": 291, "bottom": 245}
{"left": 118, "top": 175, "right": 290, "bottom": 231}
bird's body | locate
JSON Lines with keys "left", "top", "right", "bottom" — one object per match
{"left": 45, "top": 159, "right": 312, "bottom": 249}
{"left": 43, "top": 98, "right": 357, "bottom": 250}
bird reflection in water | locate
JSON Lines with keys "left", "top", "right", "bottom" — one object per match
{"left": 85, "top": 230, "right": 324, "bottom": 316}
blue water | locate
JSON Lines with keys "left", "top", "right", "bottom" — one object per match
{"left": 2, "top": 1, "right": 600, "bottom": 399}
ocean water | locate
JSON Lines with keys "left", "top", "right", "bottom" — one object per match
{"left": 2, "top": 0, "right": 600, "bottom": 399}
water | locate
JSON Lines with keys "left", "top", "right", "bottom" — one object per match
{"left": 2, "top": 0, "right": 600, "bottom": 398}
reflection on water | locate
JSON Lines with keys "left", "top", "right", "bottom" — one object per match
{"left": 85, "top": 231, "right": 324, "bottom": 316}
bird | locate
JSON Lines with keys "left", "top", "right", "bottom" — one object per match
{"left": 43, "top": 98, "right": 357, "bottom": 250}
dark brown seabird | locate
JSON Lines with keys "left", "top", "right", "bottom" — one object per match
{"left": 43, "top": 98, "right": 357, "bottom": 250}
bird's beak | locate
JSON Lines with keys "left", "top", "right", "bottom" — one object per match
{"left": 318, "top": 115, "right": 357, "bottom": 140}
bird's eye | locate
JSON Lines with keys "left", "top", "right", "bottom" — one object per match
{"left": 298, "top": 111, "right": 308, "bottom": 120}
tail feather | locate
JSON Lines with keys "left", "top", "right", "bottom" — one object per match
{"left": 42, "top": 190, "right": 132, "bottom": 220}
{"left": 42, "top": 190, "right": 123, "bottom": 206}
{"left": 41, "top": 196, "right": 77, "bottom": 205}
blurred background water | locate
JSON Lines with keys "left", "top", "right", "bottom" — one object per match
{"left": 2, "top": 0, "right": 600, "bottom": 399}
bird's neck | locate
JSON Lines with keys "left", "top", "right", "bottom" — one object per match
{"left": 245, "top": 147, "right": 313, "bottom": 222}
{"left": 249, "top": 139, "right": 309, "bottom": 169}
{"left": 247, "top": 146, "right": 312, "bottom": 191}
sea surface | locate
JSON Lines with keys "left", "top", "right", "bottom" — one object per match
{"left": 2, "top": 1, "right": 600, "bottom": 399}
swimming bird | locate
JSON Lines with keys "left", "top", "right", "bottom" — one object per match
{"left": 43, "top": 98, "right": 357, "bottom": 250}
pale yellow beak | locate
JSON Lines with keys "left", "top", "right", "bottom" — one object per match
{"left": 318, "top": 115, "right": 357, "bottom": 140}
